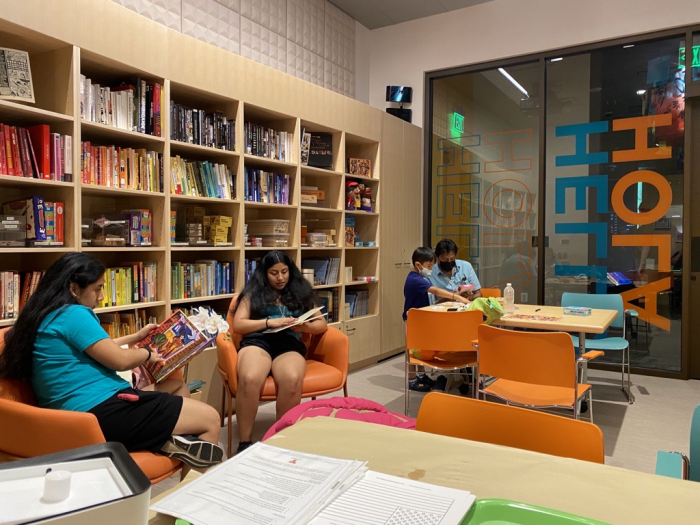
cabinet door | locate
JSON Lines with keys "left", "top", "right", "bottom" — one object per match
{"left": 401, "top": 123, "right": 423, "bottom": 265}
{"left": 345, "top": 315, "right": 380, "bottom": 364}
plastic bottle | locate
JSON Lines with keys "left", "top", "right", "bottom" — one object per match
{"left": 504, "top": 283, "right": 515, "bottom": 313}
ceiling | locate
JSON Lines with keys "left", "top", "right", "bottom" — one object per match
{"left": 328, "top": 0, "right": 494, "bottom": 30}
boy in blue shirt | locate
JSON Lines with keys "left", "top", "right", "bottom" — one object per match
{"left": 403, "top": 247, "right": 469, "bottom": 391}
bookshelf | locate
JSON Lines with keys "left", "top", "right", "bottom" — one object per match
{"left": 0, "top": 0, "right": 422, "bottom": 403}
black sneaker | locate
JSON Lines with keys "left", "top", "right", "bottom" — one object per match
{"left": 409, "top": 375, "right": 432, "bottom": 392}
{"left": 236, "top": 441, "right": 253, "bottom": 455}
{"left": 160, "top": 435, "right": 225, "bottom": 469}
{"left": 431, "top": 375, "right": 447, "bottom": 392}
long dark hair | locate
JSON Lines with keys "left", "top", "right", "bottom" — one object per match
{"left": 0, "top": 252, "right": 105, "bottom": 381}
{"left": 234, "top": 251, "right": 314, "bottom": 319}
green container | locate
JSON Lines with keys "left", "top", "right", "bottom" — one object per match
{"left": 461, "top": 499, "right": 611, "bottom": 525}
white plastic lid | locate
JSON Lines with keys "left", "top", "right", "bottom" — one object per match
{"left": 507, "top": 283, "right": 512, "bottom": 286}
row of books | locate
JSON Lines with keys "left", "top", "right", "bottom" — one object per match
{"left": 244, "top": 257, "right": 260, "bottom": 285}
{"left": 244, "top": 168, "right": 290, "bottom": 204}
{"left": 302, "top": 257, "right": 341, "bottom": 286}
{"left": 171, "top": 105, "right": 235, "bottom": 151}
{"left": 0, "top": 271, "right": 43, "bottom": 320}
{"left": 100, "top": 262, "right": 158, "bottom": 308}
{"left": 170, "top": 157, "right": 235, "bottom": 200}
{"left": 0, "top": 124, "right": 72, "bottom": 181}
{"left": 316, "top": 289, "right": 339, "bottom": 323}
{"left": 80, "top": 142, "right": 163, "bottom": 192}
{"left": 171, "top": 261, "right": 234, "bottom": 300}
{"left": 3, "top": 197, "right": 64, "bottom": 244}
{"left": 98, "top": 309, "right": 156, "bottom": 339}
{"left": 80, "top": 76, "right": 163, "bottom": 137}
{"left": 346, "top": 290, "right": 369, "bottom": 318}
{"left": 244, "top": 122, "right": 292, "bottom": 162}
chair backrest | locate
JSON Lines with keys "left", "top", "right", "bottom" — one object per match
{"left": 477, "top": 324, "right": 576, "bottom": 389}
{"left": 480, "top": 288, "right": 502, "bottom": 298}
{"left": 561, "top": 292, "right": 624, "bottom": 329}
{"left": 416, "top": 393, "right": 605, "bottom": 463}
{"left": 406, "top": 309, "right": 483, "bottom": 353}
{"left": 0, "top": 327, "right": 37, "bottom": 405}
{"left": 690, "top": 405, "right": 700, "bottom": 482}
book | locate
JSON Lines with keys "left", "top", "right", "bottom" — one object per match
{"left": 3, "top": 197, "right": 46, "bottom": 240}
{"left": 308, "top": 132, "right": 333, "bottom": 169}
{"left": 347, "top": 158, "right": 371, "bottom": 177}
{"left": 26, "top": 124, "right": 49, "bottom": 179}
{"left": 263, "top": 306, "right": 327, "bottom": 333}
{"left": 300, "top": 132, "right": 311, "bottom": 165}
{"left": 0, "top": 47, "right": 34, "bottom": 103}
{"left": 244, "top": 121, "right": 291, "bottom": 161}
{"left": 134, "top": 310, "right": 213, "bottom": 383}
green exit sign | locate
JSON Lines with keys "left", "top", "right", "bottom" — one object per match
{"left": 451, "top": 112, "right": 465, "bottom": 135}
{"left": 679, "top": 45, "right": 700, "bottom": 69}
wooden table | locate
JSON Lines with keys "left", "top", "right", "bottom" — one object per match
{"left": 149, "top": 418, "right": 700, "bottom": 525}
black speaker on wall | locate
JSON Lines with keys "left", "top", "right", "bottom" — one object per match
{"left": 386, "top": 107, "right": 412, "bottom": 123}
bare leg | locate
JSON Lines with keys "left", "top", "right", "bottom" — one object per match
{"left": 236, "top": 346, "right": 272, "bottom": 442}
{"left": 171, "top": 398, "right": 221, "bottom": 443}
{"left": 271, "top": 352, "right": 306, "bottom": 420}
{"left": 142, "top": 378, "right": 190, "bottom": 398}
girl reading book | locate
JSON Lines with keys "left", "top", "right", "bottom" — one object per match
{"left": 232, "top": 250, "right": 327, "bottom": 454}
{"left": 0, "top": 253, "right": 224, "bottom": 469}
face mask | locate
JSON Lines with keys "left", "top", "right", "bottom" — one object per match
{"left": 418, "top": 266, "right": 432, "bottom": 278}
{"left": 439, "top": 260, "right": 456, "bottom": 272}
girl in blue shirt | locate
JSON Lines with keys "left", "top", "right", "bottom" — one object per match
{"left": 231, "top": 250, "right": 327, "bottom": 454}
{"left": 0, "top": 253, "right": 224, "bottom": 469}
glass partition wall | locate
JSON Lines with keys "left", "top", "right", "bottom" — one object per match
{"left": 426, "top": 27, "right": 698, "bottom": 376}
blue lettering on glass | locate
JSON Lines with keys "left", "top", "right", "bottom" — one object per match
{"left": 555, "top": 175, "right": 609, "bottom": 214}
{"left": 554, "top": 121, "right": 610, "bottom": 167}
{"left": 554, "top": 222, "right": 608, "bottom": 258}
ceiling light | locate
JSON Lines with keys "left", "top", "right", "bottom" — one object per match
{"left": 498, "top": 68, "right": 529, "bottom": 98}
{"left": 623, "top": 44, "right": 635, "bottom": 48}
{"left": 551, "top": 57, "right": 563, "bottom": 62}
{"left": 636, "top": 89, "right": 646, "bottom": 95}
{"left": 671, "top": 215, "right": 681, "bottom": 218}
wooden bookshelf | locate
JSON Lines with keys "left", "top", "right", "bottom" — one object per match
{"left": 0, "top": 0, "right": 422, "bottom": 374}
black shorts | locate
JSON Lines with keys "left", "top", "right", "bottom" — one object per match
{"left": 88, "top": 388, "right": 183, "bottom": 452}
{"left": 239, "top": 332, "right": 307, "bottom": 361}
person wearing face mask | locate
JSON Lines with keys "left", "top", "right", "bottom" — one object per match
{"left": 403, "top": 247, "right": 468, "bottom": 392}
{"left": 429, "top": 239, "right": 482, "bottom": 301}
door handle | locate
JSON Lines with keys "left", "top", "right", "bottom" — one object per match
{"left": 395, "top": 263, "right": 402, "bottom": 268}
{"left": 404, "top": 263, "right": 412, "bottom": 268}
{"left": 346, "top": 327, "right": 356, "bottom": 335}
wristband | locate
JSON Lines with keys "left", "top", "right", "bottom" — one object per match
{"left": 144, "top": 347, "right": 152, "bottom": 363}
{"left": 265, "top": 318, "right": 269, "bottom": 328}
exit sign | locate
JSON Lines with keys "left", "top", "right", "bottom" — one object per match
{"left": 679, "top": 45, "right": 700, "bottom": 69}
{"left": 451, "top": 112, "right": 465, "bottom": 135}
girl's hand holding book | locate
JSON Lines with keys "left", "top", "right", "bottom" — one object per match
{"left": 136, "top": 323, "right": 159, "bottom": 340}
{"left": 143, "top": 348, "right": 165, "bottom": 364}
{"left": 267, "top": 317, "right": 296, "bottom": 329}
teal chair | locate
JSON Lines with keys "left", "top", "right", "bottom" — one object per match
{"left": 656, "top": 405, "right": 700, "bottom": 481}
{"left": 561, "top": 293, "right": 634, "bottom": 404}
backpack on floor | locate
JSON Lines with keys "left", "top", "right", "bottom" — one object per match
{"left": 262, "top": 396, "right": 416, "bottom": 441}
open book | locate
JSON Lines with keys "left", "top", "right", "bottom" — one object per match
{"left": 263, "top": 306, "right": 327, "bottom": 333}
{"left": 132, "top": 310, "right": 213, "bottom": 383}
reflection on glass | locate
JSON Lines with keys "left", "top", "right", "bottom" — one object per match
{"left": 429, "top": 63, "right": 540, "bottom": 304}
{"left": 692, "top": 32, "right": 700, "bottom": 82}
{"left": 545, "top": 37, "right": 684, "bottom": 372}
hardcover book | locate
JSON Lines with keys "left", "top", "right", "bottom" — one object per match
{"left": 308, "top": 132, "right": 333, "bottom": 169}
{"left": 347, "top": 158, "right": 371, "bottom": 177}
{"left": 135, "top": 310, "right": 213, "bottom": 383}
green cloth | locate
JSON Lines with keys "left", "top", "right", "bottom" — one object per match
{"left": 467, "top": 297, "right": 504, "bottom": 325}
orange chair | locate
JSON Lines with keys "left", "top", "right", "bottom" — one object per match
{"left": 477, "top": 324, "right": 593, "bottom": 421}
{"left": 416, "top": 393, "right": 604, "bottom": 463}
{"left": 479, "top": 288, "right": 501, "bottom": 298}
{"left": 216, "top": 295, "right": 349, "bottom": 456}
{"left": 0, "top": 327, "right": 181, "bottom": 484}
{"left": 405, "top": 308, "right": 483, "bottom": 415}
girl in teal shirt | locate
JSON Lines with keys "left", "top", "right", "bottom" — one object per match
{"left": 0, "top": 253, "right": 224, "bottom": 469}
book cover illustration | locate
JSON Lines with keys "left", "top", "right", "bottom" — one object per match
{"left": 300, "top": 132, "right": 311, "bottom": 166}
{"left": 347, "top": 158, "right": 371, "bottom": 177}
{"left": 136, "top": 310, "right": 213, "bottom": 383}
{"left": 0, "top": 48, "right": 34, "bottom": 103}
{"left": 308, "top": 132, "right": 333, "bottom": 169}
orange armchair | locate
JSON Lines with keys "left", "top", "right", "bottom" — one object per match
{"left": 216, "top": 296, "right": 349, "bottom": 455}
{"left": 0, "top": 327, "right": 181, "bottom": 484}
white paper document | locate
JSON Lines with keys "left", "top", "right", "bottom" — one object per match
{"left": 150, "top": 443, "right": 367, "bottom": 525}
{"left": 309, "top": 470, "right": 476, "bottom": 525}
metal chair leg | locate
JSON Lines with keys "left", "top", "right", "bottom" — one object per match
{"left": 226, "top": 390, "right": 233, "bottom": 458}
{"left": 220, "top": 385, "right": 225, "bottom": 428}
{"left": 588, "top": 389, "right": 594, "bottom": 424}
{"left": 404, "top": 358, "right": 410, "bottom": 416}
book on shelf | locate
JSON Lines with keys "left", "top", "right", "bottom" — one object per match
{"left": 0, "top": 48, "right": 34, "bottom": 103}
{"left": 2, "top": 197, "right": 66, "bottom": 244}
{"left": 316, "top": 288, "right": 339, "bottom": 323}
{"left": 80, "top": 75, "right": 162, "bottom": 136}
{"left": 100, "top": 262, "right": 157, "bottom": 308}
{"left": 347, "top": 158, "right": 371, "bottom": 177}
{"left": 98, "top": 309, "right": 156, "bottom": 339}
{"left": 170, "top": 156, "right": 235, "bottom": 199}
{"left": 134, "top": 310, "right": 213, "bottom": 383}
{"left": 0, "top": 270, "right": 43, "bottom": 320}
{"left": 81, "top": 142, "right": 163, "bottom": 191}
{"left": 171, "top": 260, "right": 234, "bottom": 300}
{"left": 244, "top": 122, "right": 292, "bottom": 162}
{"left": 302, "top": 257, "right": 340, "bottom": 286}
{"left": 244, "top": 257, "right": 261, "bottom": 284}
{"left": 170, "top": 105, "right": 234, "bottom": 150}
{"left": 308, "top": 132, "right": 333, "bottom": 169}
{"left": 300, "top": 131, "right": 311, "bottom": 166}
{"left": 345, "top": 289, "right": 369, "bottom": 318}
{"left": 244, "top": 167, "right": 290, "bottom": 204}
{"left": 0, "top": 124, "right": 71, "bottom": 181}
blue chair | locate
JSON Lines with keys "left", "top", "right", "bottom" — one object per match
{"left": 656, "top": 405, "right": 700, "bottom": 481}
{"left": 561, "top": 293, "right": 634, "bottom": 404}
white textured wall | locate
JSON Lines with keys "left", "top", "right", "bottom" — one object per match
{"left": 111, "top": 0, "right": 356, "bottom": 98}
{"left": 368, "top": 0, "right": 700, "bottom": 127}
{"left": 354, "top": 20, "right": 370, "bottom": 104}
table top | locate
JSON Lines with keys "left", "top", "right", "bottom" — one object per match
{"left": 423, "top": 302, "right": 617, "bottom": 334}
{"left": 149, "top": 418, "right": 700, "bottom": 525}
